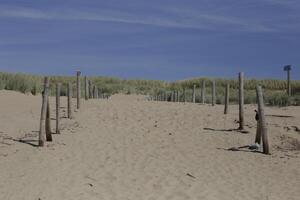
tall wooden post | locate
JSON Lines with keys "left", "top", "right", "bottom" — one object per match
{"left": 56, "top": 83, "right": 61, "bottom": 134}
{"left": 284, "top": 65, "right": 292, "bottom": 96}
{"left": 76, "top": 71, "right": 81, "bottom": 109}
{"left": 201, "top": 80, "right": 206, "bottom": 104}
{"left": 67, "top": 82, "right": 73, "bottom": 119}
{"left": 46, "top": 99, "right": 52, "bottom": 141}
{"left": 39, "top": 77, "right": 49, "bottom": 147}
{"left": 224, "top": 83, "right": 229, "bottom": 114}
{"left": 239, "top": 72, "right": 244, "bottom": 130}
{"left": 192, "top": 84, "right": 196, "bottom": 103}
{"left": 256, "top": 86, "right": 270, "bottom": 154}
{"left": 212, "top": 80, "right": 216, "bottom": 106}
{"left": 84, "top": 76, "right": 89, "bottom": 100}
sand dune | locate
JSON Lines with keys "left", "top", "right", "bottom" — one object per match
{"left": 0, "top": 90, "right": 299, "bottom": 200}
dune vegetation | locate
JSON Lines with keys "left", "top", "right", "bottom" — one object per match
{"left": 0, "top": 71, "right": 300, "bottom": 106}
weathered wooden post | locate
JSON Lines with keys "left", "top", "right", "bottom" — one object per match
{"left": 39, "top": 77, "right": 49, "bottom": 147}
{"left": 56, "top": 83, "right": 61, "bottom": 134}
{"left": 201, "top": 80, "right": 206, "bottom": 104}
{"left": 84, "top": 76, "right": 89, "bottom": 100}
{"left": 67, "top": 82, "right": 73, "bottom": 119}
{"left": 183, "top": 88, "right": 186, "bottom": 103}
{"left": 46, "top": 99, "right": 52, "bottom": 141}
{"left": 284, "top": 65, "right": 292, "bottom": 96}
{"left": 212, "top": 80, "right": 216, "bottom": 106}
{"left": 239, "top": 72, "right": 244, "bottom": 130}
{"left": 88, "top": 80, "right": 93, "bottom": 99}
{"left": 256, "top": 85, "right": 270, "bottom": 154}
{"left": 192, "top": 84, "right": 196, "bottom": 103}
{"left": 76, "top": 71, "right": 81, "bottom": 109}
{"left": 93, "top": 85, "right": 98, "bottom": 99}
{"left": 224, "top": 83, "right": 230, "bottom": 114}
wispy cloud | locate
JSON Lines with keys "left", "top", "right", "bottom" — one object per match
{"left": 0, "top": 6, "right": 275, "bottom": 32}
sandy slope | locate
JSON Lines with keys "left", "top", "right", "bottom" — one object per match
{"left": 0, "top": 90, "right": 299, "bottom": 200}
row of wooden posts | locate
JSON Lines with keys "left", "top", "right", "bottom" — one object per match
{"left": 38, "top": 71, "right": 269, "bottom": 155}
{"left": 38, "top": 71, "right": 107, "bottom": 147}
{"left": 152, "top": 72, "right": 270, "bottom": 154}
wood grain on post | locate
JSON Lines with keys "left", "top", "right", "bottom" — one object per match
{"left": 212, "top": 80, "right": 216, "bottom": 106}
{"left": 192, "top": 84, "right": 196, "bottom": 103}
{"left": 56, "top": 83, "right": 61, "bottom": 134}
{"left": 84, "top": 76, "right": 89, "bottom": 100}
{"left": 239, "top": 72, "right": 244, "bottom": 130}
{"left": 76, "top": 71, "right": 81, "bottom": 109}
{"left": 201, "top": 80, "right": 205, "bottom": 104}
{"left": 256, "top": 86, "right": 270, "bottom": 154}
{"left": 224, "top": 83, "right": 230, "bottom": 114}
{"left": 39, "top": 77, "right": 49, "bottom": 147}
{"left": 67, "top": 82, "right": 73, "bottom": 119}
{"left": 46, "top": 98, "right": 52, "bottom": 141}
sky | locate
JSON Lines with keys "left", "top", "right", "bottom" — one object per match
{"left": 0, "top": 0, "right": 299, "bottom": 80}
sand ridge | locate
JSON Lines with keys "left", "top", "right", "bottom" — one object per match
{"left": 0, "top": 90, "right": 299, "bottom": 200}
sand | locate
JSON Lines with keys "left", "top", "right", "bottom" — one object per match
{"left": 0, "top": 90, "right": 299, "bottom": 200}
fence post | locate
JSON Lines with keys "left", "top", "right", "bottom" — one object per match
{"left": 183, "top": 88, "right": 186, "bottom": 103}
{"left": 212, "top": 80, "right": 216, "bottom": 106}
{"left": 201, "top": 80, "right": 205, "bottom": 104}
{"left": 192, "top": 85, "right": 196, "bottom": 103}
{"left": 67, "top": 82, "right": 73, "bottom": 119}
{"left": 76, "top": 71, "right": 81, "bottom": 109}
{"left": 39, "top": 77, "right": 49, "bottom": 147}
{"left": 56, "top": 83, "right": 61, "bottom": 134}
{"left": 46, "top": 99, "right": 52, "bottom": 141}
{"left": 239, "top": 72, "right": 244, "bottom": 130}
{"left": 88, "top": 80, "right": 93, "bottom": 99}
{"left": 224, "top": 83, "right": 230, "bottom": 114}
{"left": 256, "top": 86, "right": 270, "bottom": 154}
{"left": 84, "top": 76, "right": 89, "bottom": 100}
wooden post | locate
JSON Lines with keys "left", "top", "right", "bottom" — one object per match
{"left": 212, "top": 80, "right": 216, "bottom": 106}
{"left": 76, "top": 71, "right": 81, "bottom": 109}
{"left": 201, "top": 80, "right": 205, "bottom": 104}
{"left": 46, "top": 98, "right": 52, "bottom": 141}
{"left": 183, "top": 88, "right": 186, "bottom": 103}
{"left": 256, "top": 86, "right": 270, "bottom": 154}
{"left": 255, "top": 119, "right": 261, "bottom": 144}
{"left": 67, "top": 82, "right": 73, "bottom": 119}
{"left": 84, "top": 76, "right": 89, "bottom": 100}
{"left": 98, "top": 88, "right": 102, "bottom": 99}
{"left": 56, "top": 83, "right": 61, "bottom": 134}
{"left": 239, "top": 72, "right": 244, "bottom": 130}
{"left": 88, "top": 80, "right": 93, "bottom": 99}
{"left": 192, "top": 84, "right": 196, "bottom": 103}
{"left": 93, "top": 85, "right": 98, "bottom": 99}
{"left": 284, "top": 65, "right": 292, "bottom": 96}
{"left": 224, "top": 83, "right": 229, "bottom": 114}
{"left": 39, "top": 77, "right": 49, "bottom": 147}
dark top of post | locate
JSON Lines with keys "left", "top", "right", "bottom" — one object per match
{"left": 284, "top": 65, "right": 291, "bottom": 71}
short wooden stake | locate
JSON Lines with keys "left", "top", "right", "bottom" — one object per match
{"left": 256, "top": 86, "right": 270, "bottom": 154}
{"left": 201, "top": 80, "right": 205, "bottom": 104}
{"left": 84, "top": 76, "right": 89, "bottom": 100}
{"left": 56, "top": 83, "right": 61, "bottom": 134}
{"left": 39, "top": 77, "right": 49, "bottom": 147}
{"left": 224, "top": 83, "right": 230, "bottom": 114}
{"left": 46, "top": 98, "right": 52, "bottom": 141}
{"left": 76, "top": 71, "right": 81, "bottom": 109}
{"left": 67, "top": 82, "right": 73, "bottom": 119}
{"left": 239, "top": 72, "right": 244, "bottom": 130}
{"left": 212, "top": 80, "right": 216, "bottom": 106}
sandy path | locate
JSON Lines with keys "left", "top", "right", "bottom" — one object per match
{"left": 0, "top": 91, "right": 299, "bottom": 200}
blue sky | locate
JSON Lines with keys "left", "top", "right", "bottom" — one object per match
{"left": 0, "top": 0, "right": 299, "bottom": 80}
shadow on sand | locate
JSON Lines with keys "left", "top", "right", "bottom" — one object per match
{"left": 204, "top": 128, "right": 250, "bottom": 134}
